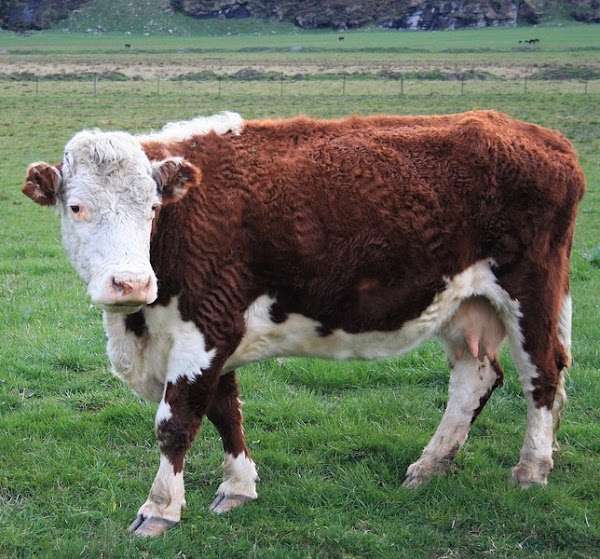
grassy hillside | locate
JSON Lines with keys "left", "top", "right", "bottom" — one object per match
{"left": 57, "top": 0, "right": 298, "bottom": 34}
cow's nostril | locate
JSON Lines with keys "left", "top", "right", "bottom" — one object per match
{"left": 112, "top": 277, "right": 132, "bottom": 295}
{"left": 111, "top": 276, "right": 151, "bottom": 298}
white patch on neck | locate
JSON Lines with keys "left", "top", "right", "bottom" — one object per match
{"left": 137, "top": 111, "right": 244, "bottom": 143}
{"left": 103, "top": 310, "right": 167, "bottom": 401}
{"left": 103, "top": 297, "right": 214, "bottom": 401}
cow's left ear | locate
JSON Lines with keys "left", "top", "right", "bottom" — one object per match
{"left": 22, "top": 162, "right": 62, "bottom": 206}
{"left": 152, "top": 157, "right": 202, "bottom": 205}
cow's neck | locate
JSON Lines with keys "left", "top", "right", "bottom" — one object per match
{"left": 102, "top": 308, "right": 166, "bottom": 401}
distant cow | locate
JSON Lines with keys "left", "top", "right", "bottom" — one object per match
{"left": 22, "top": 110, "right": 585, "bottom": 536}
{"left": 124, "top": 43, "right": 132, "bottom": 48}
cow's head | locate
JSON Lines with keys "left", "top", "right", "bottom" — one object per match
{"left": 22, "top": 130, "right": 201, "bottom": 313}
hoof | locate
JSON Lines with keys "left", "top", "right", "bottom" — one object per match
{"left": 209, "top": 493, "right": 254, "bottom": 514}
{"left": 128, "top": 514, "right": 179, "bottom": 537}
{"left": 511, "top": 460, "right": 551, "bottom": 488}
{"left": 403, "top": 459, "right": 448, "bottom": 488}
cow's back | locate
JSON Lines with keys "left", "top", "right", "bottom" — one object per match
{"left": 146, "top": 110, "right": 585, "bottom": 337}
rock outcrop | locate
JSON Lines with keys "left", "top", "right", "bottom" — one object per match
{"left": 569, "top": 0, "right": 600, "bottom": 23}
{"left": 0, "top": 0, "right": 89, "bottom": 30}
{"left": 172, "top": 0, "right": 599, "bottom": 29}
{"left": 1, "top": 0, "right": 599, "bottom": 31}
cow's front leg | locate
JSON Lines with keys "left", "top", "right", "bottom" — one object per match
{"left": 129, "top": 339, "right": 224, "bottom": 537}
{"left": 207, "top": 371, "right": 258, "bottom": 514}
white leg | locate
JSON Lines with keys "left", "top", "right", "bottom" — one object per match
{"left": 404, "top": 355, "right": 500, "bottom": 487}
{"left": 512, "top": 403, "right": 554, "bottom": 487}
{"left": 507, "top": 329, "right": 557, "bottom": 488}
{"left": 129, "top": 454, "right": 186, "bottom": 537}
{"left": 210, "top": 452, "right": 259, "bottom": 514}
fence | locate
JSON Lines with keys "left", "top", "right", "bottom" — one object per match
{"left": 3, "top": 76, "right": 600, "bottom": 97}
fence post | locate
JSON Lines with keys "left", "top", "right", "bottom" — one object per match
{"left": 400, "top": 75, "right": 404, "bottom": 95}
{"left": 584, "top": 79, "right": 588, "bottom": 95}
{"left": 35, "top": 76, "right": 39, "bottom": 96}
{"left": 93, "top": 73, "right": 98, "bottom": 96}
{"left": 156, "top": 76, "right": 160, "bottom": 95}
{"left": 217, "top": 77, "right": 222, "bottom": 98}
{"left": 460, "top": 75, "right": 465, "bottom": 95}
{"left": 342, "top": 74, "right": 346, "bottom": 95}
{"left": 280, "top": 75, "right": 284, "bottom": 97}
{"left": 523, "top": 76, "right": 528, "bottom": 94}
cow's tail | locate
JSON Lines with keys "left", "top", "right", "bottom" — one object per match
{"left": 552, "top": 272, "right": 573, "bottom": 448}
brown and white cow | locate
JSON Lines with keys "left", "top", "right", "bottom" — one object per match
{"left": 22, "top": 110, "right": 585, "bottom": 536}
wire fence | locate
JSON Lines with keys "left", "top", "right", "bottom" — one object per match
{"left": 2, "top": 76, "right": 600, "bottom": 97}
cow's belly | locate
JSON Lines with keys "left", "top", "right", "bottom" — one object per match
{"left": 225, "top": 298, "right": 433, "bottom": 370}
{"left": 224, "top": 259, "right": 508, "bottom": 371}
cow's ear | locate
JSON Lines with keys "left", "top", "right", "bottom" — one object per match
{"left": 152, "top": 157, "right": 202, "bottom": 205}
{"left": 22, "top": 162, "right": 62, "bottom": 206}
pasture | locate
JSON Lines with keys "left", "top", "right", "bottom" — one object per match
{"left": 1, "top": 23, "right": 600, "bottom": 559}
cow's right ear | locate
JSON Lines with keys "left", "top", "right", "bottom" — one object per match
{"left": 22, "top": 162, "right": 62, "bottom": 206}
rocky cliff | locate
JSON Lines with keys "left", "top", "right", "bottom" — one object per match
{"left": 172, "top": 0, "right": 521, "bottom": 29}
{"left": 0, "top": 0, "right": 88, "bottom": 30}
{"left": 172, "top": 0, "right": 600, "bottom": 29}
{"left": 569, "top": 0, "right": 600, "bottom": 22}
{"left": 1, "top": 0, "right": 599, "bottom": 31}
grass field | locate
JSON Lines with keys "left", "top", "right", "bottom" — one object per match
{"left": 2, "top": 23, "right": 600, "bottom": 79}
{"left": 1, "top": 23, "right": 600, "bottom": 559}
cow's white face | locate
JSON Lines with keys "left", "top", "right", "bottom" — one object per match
{"left": 23, "top": 130, "right": 200, "bottom": 313}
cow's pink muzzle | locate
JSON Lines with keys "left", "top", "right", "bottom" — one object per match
{"left": 93, "top": 272, "right": 157, "bottom": 309}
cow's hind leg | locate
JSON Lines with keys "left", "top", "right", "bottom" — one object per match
{"left": 404, "top": 297, "right": 505, "bottom": 488}
{"left": 207, "top": 371, "right": 258, "bottom": 514}
{"left": 508, "top": 287, "right": 571, "bottom": 488}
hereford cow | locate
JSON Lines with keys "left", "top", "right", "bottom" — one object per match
{"left": 22, "top": 110, "right": 585, "bottom": 537}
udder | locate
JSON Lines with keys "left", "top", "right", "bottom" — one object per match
{"left": 442, "top": 296, "right": 506, "bottom": 362}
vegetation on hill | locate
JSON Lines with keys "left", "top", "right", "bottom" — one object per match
{"left": 1, "top": 0, "right": 599, "bottom": 32}
{"left": 0, "top": 0, "right": 88, "bottom": 30}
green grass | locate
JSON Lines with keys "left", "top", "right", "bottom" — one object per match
{"left": 3, "top": 22, "right": 600, "bottom": 52}
{"left": 1, "top": 23, "right": 599, "bottom": 87}
{"left": 1, "top": 26, "right": 600, "bottom": 559}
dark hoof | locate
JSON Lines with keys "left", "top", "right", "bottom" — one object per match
{"left": 209, "top": 493, "right": 254, "bottom": 514}
{"left": 128, "top": 514, "right": 178, "bottom": 537}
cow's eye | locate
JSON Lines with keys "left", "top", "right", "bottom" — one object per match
{"left": 151, "top": 203, "right": 160, "bottom": 212}
{"left": 70, "top": 205, "right": 80, "bottom": 214}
